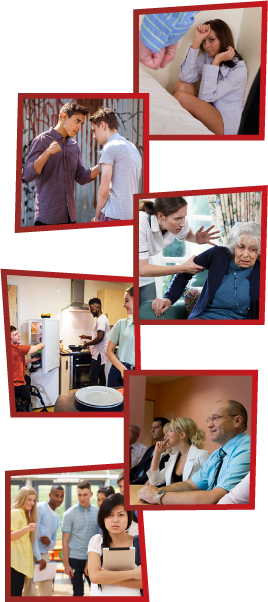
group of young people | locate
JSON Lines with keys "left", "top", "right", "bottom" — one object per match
{"left": 11, "top": 476, "right": 142, "bottom": 597}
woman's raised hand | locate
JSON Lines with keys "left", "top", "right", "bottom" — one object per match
{"left": 28, "top": 523, "right": 36, "bottom": 532}
{"left": 212, "top": 46, "right": 235, "bottom": 66}
{"left": 132, "top": 565, "right": 142, "bottom": 580}
{"left": 192, "top": 24, "right": 211, "bottom": 49}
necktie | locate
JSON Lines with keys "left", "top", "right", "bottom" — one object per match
{"left": 208, "top": 448, "right": 227, "bottom": 490}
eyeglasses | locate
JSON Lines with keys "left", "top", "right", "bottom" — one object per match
{"left": 206, "top": 414, "right": 237, "bottom": 425}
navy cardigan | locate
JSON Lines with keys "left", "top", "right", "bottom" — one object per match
{"left": 164, "top": 246, "right": 260, "bottom": 319}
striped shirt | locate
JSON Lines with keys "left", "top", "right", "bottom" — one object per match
{"left": 140, "top": 12, "right": 199, "bottom": 52}
{"left": 62, "top": 503, "right": 98, "bottom": 559}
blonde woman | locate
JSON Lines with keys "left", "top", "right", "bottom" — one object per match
{"left": 147, "top": 418, "right": 210, "bottom": 486}
{"left": 11, "top": 487, "right": 38, "bottom": 596}
{"left": 106, "top": 286, "right": 135, "bottom": 388}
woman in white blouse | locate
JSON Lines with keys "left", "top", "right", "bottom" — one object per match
{"left": 147, "top": 417, "right": 210, "bottom": 486}
{"left": 139, "top": 197, "right": 219, "bottom": 306}
{"left": 174, "top": 20, "right": 247, "bottom": 135}
{"left": 87, "top": 493, "right": 142, "bottom": 596}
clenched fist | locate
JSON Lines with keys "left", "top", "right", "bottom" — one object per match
{"left": 48, "top": 141, "right": 61, "bottom": 155}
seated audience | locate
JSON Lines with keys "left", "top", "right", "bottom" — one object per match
{"left": 138, "top": 400, "right": 250, "bottom": 505}
{"left": 129, "top": 424, "right": 148, "bottom": 468}
{"left": 147, "top": 417, "right": 210, "bottom": 486}
{"left": 130, "top": 417, "right": 170, "bottom": 484}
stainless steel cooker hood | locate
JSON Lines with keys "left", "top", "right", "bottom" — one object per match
{"left": 63, "top": 280, "right": 89, "bottom": 311}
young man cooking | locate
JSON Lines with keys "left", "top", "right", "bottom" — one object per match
{"left": 23, "top": 102, "right": 100, "bottom": 225}
{"left": 89, "top": 107, "right": 142, "bottom": 221}
{"left": 79, "top": 298, "right": 110, "bottom": 386}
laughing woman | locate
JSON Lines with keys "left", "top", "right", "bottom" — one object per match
{"left": 152, "top": 222, "right": 261, "bottom": 320}
{"left": 174, "top": 20, "right": 247, "bottom": 135}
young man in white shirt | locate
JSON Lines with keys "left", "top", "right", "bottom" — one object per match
{"left": 80, "top": 298, "right": 110, "bottom": 386}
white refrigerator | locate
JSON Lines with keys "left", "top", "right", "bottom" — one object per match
{"left": 28, "top": 318, "right": 60, "bottom": 408}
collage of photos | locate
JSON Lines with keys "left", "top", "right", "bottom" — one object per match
{"left": 1, "top": 1, "right": 268, "bottom": 601}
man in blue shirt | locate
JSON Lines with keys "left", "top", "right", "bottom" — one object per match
{"left": 62, "top": 480, "right": 98, "bottom": 596}
{"left": 24, "top": 484, "right": 64, "bottom": 596}
{"left": 137, "top": 399, "right": 251, "bottom": 505}
{"left": 139, "top": 12, "right": 199, "bottom": 69}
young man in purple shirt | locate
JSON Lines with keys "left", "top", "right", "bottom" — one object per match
{"left": 23, "top": 102, "right": 100, "bottom": 225}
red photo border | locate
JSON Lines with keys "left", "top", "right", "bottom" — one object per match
{"left": 123, "top": 369, "right": 258, "bottom": 511}
{"left": 133, "top": 185, "right": 268, "bottom": 326}
{"left": 5, "top": 463, "right": 150, "bottom": 602}
{"left": 0, "top": 268, "right": 141, "bottom": 419}
{"left": 133, "top": 0, "right": 268, "bottom": 142}
{"left": 14, "top": 92, "right": 150, "bottom": 232}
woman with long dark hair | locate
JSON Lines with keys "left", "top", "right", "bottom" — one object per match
{"left": 87, "top": 493, "right": 142, "bottom": 596}
{"left": 174, "top": 20, "right": 247, "bottom": 134}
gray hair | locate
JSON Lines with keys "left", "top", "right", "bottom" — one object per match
{"left": 130, "top": 424, "right": 141, "bottom": 435}
{"left": 227, "top": 221, "right": 261, "bottom": 256}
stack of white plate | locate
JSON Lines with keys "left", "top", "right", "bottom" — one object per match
{"left": 75, "top": 386, "right": 123, "bottom": 409}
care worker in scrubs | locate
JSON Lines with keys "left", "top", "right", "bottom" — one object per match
{"left": 139, "top": 197, "right": 220, "bottom": 306}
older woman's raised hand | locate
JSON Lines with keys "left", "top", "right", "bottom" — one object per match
{"left": 192, "top": 24, "right": 211, "bottom": 49}
{"left": 152, "top": 298, "right": 172, "bottom": 317}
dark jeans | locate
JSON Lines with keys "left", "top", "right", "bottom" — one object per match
{"left": 69, "top": 558, "right": 90, "bottom": 596}
{"left": 14, "top": 374, "right": 31, "bottom": 401}
{"left": 108, "top": 363, "right": 135, "bottom": 388}
{"left": 89, "top": 354, "right": 106, "bottom": 387}
{"left": 11, "top": 567, "right": 25, "bottom": 596}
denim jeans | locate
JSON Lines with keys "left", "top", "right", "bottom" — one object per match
{"left": 89, "top": 354, "right": 106, "bottom": 386}
{"left": 108, "top": 363, "right": 135, "bottom": 389}
{"left": 69, "top": 558, "right": 90, "bottom": 596}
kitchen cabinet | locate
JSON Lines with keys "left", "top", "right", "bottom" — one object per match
{"left": 97, "top": 289, "right": 126, "bottom": 326}
{"left": 60, "top": 355, "right": 71, "bottom": 395}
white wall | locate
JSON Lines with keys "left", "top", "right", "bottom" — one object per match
{"left": 237, "top": 6, "right": 262, "bottom": 102}
{"left": 7, "top": 276, "right": 132, "bottom": 345}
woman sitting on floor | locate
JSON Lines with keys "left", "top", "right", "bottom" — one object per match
{"left": 152, "top": 222, "right": 261, "bottom": 320}
{"left": 174, "top": 20, "right": 247, "bottom": 135}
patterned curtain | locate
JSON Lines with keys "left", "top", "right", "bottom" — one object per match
{"left": 208, "top": 192, "right": 262, "bottom": 246}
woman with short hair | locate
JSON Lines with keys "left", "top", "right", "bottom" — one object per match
{"left": 174, "top": 19, "right": 247, "bottom": 134}
{"left": 152, "top": 221, "right": 261, "bottom": 320}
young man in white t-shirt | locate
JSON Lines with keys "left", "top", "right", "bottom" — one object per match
{"left": 80, "top": 298, "right": 110, "bottom": 386}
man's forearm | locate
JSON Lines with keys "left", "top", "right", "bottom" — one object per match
{"left": 62, "top": 540, "right": 69, "bottom": 567}
{"left": 33, "top": 149, "right": 52, "bottom": 175}
{"left": 95, "top": 185, "right": 110, "bottom": 219}
{"left": 90, "top": 165, "right": 100, "bottom": 179}
{"left": 139, "top": 262, "right": 183, "bottom": 278}
{"left": 161, "top": 488, "right": 226, "bottom": 505}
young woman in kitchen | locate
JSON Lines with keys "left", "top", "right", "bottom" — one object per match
{"left": 106, "top": 286, "right": 134, "bottom": 388}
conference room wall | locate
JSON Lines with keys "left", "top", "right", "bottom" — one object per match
{"left": 144, "top": 375, "right": 252, "bottom": 454}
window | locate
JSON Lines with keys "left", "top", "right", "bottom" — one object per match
{"left": 155, "top": 196, "right": 213, "bottom": 297}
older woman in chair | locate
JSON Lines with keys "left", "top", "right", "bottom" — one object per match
{"left": 152, "top": 222, "right": 261, "bottom": 320}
